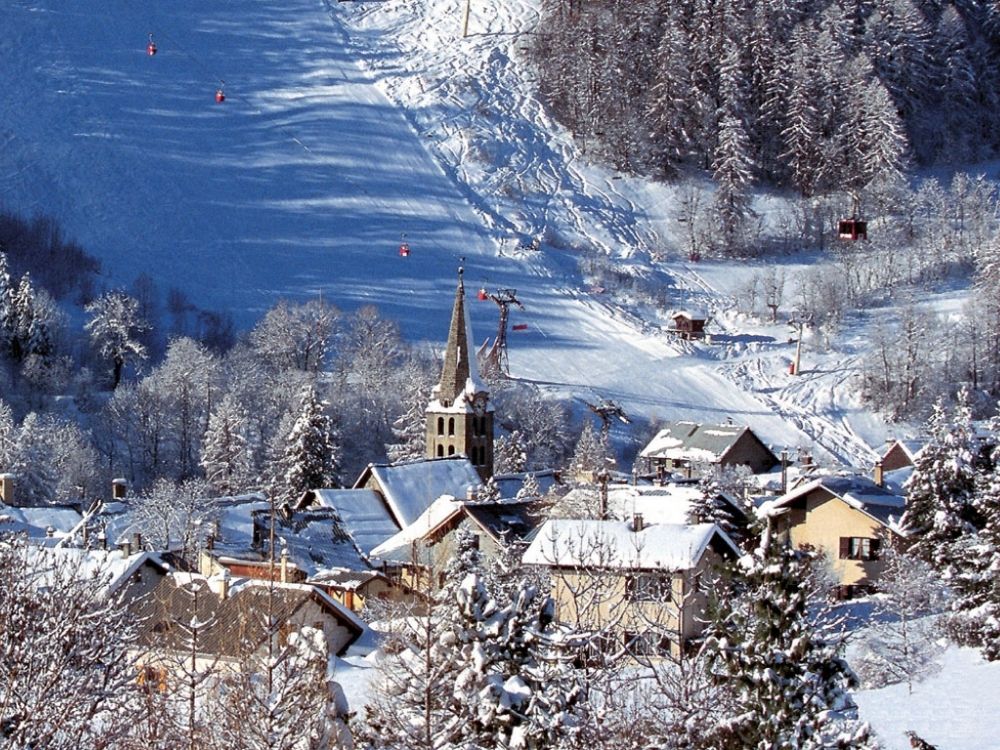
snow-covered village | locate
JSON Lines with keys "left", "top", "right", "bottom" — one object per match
{"left": 4, "top": 0, "right": 1000, "bottom": 748}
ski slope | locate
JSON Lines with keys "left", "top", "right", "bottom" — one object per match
{"left": 0, "top": 0, "right": 886, "bottom": 464}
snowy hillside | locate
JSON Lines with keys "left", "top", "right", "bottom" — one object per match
{"left": 1, "top": 0, "right": 902, "bottom": 463}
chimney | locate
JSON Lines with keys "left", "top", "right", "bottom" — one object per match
{"left": 45, "top": 525, "right": 55, "bottom": 538}
{"left": 218, "top": 569, "right": 230, "bottom": 600}
{"left": 632, "top": 513, "right": 644, "bottom": 532}
{"left": 280, "top": 546, "right": 289, "bottom": 583}
{"left": 466, "top": 484, "right": 479, "bottom": 502}
{"left": 119, "top": 540, "right": 132, "bottom": 556}
{"left": 780, "top": 450, "right": 789, "bottom": 495}
{"left": 132, "top": 533, "right": 143, "bottom": 553}
{"left": 0, "top": 473, "right": 14, "bottom": 505}
{"left": 111, "top": 478, "right": 127, "bottom": 501}
{"left": 98, "top": 528, "right": 107, "bottom": 550}
{"left": 873, "top": 460, "right": 884, "bottom": 488}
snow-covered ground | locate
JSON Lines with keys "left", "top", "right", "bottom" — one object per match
{"left": 1, "top": 0, "right": 918, "bottom": 466}
{"left": 855, "top": 645, "right": 1000, "bottom": 749}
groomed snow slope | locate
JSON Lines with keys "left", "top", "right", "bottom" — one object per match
{"left": 2, "top": 0, "right": 885, "bottom": 464}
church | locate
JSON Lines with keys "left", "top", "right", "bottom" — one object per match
{"left": 423, "top": 267, "right": 494, "bottom": 481}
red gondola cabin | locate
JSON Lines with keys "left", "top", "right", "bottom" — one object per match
{"left": 838, "top": 219, "right": 867, "bottom": 241}
{"left": 215, "top": 89, "right": 226, "bottom": 103}
{"left": 147, "top": 34, "right": 157, "bottom": 56}
{"left": 398, "top": 242, "right": 410, "bottom": 257}
{"left": 477, "top": 289, "right": 488, "bottom": 301}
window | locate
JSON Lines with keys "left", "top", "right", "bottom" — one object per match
{"left": 437, "top": 444, "right": 444, "bottom": 457}
{"left": 437, "top": 417, "right": 444, "bottom": 435}
{"left": 448, "top": 417, "right": 455, "bottom": 436}
{"left": 839, "top": 537, "right": 880, "bottom": 561}
{"left": 625, "top": 573, "right": 669, "bottom": 602}
{"left": 447, "top": 445, "right": 455, "bottom": 456}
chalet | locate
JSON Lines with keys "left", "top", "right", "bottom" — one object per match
{"left": 639, "top": 421, "right": 778, "bottom": 477}
{"left": 668, "top": 310, "right": 708, "bottom": 341}
{"left": 880, "top": 439, "right": 925, "bottom": 472}
{"left": 523, "top": 516, "right": 740, "bottom": 657}
{"left": 765, "top": 472, "right": 908, "bottom": 598}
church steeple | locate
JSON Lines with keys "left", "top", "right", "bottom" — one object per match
{"left": 436, "top": 267, "right": 478, "bottom": 406}
{"left": 426, "top": 266, "right": 493, "bottom": 481}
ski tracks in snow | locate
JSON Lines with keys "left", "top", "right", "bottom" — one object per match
{"left": 723, "top": 355, "right": 878, "bottom": 466}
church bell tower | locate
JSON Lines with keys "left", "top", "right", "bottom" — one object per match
{"left": 426, "top": 268, "right": 494, "bottom": 481}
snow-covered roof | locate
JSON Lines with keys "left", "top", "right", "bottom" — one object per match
{"left": 16, "top": 545, "right": 167, "bottom": 597}
{"left": 492, "top": 470, "right": 561, "bottom": 500}
{"left": 670, "top": 308, "right": 709, "bottom": 321}
{"left": 303, "top": 488, "right": 400, "bottom": 555}
{"left": 766, "top": 474, "right": 907, "bottom": 532}
{"left": 640, "top": 421, "right": 763, "bottom": 464}
{"left": 370, "top": 494, "right": 463, "bottom": 558}
{"left": 0, "top": 503, "right": 83, "bottom": 540}
{"left": 556, "top": 483, "right": 713, "bottom": 525}
{"left": 309, "top": 567, "right": 386, "bottom": 591}
{"left": 208, "top": 497, "right": 371, "bottom": 577}
{"left": 882, "top": 438, "right": 925, "bottom": 462}
{"left": 356, "top": 457, "right": 482, "bottom": 528}
{"left": 522, "top": 519, "right": 739, "bottom": 571}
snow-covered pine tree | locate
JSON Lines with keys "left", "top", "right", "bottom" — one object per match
{"left": 270, "top": 384, "right": 339, "bottom": 506}
{"left": 11, "top": 272, "right": 38, "bottom": 361}
{"left": 359, "top": 528, "right": 587, "bottom": 750}
{"left": 478, "top": 475, "right": 502, "bottom": 503}
{"left": 780, "top": 26, "right": 829, "bottom": 196}
{"left": 385, "top": 370, "right": 430, "bottom": 464}
{"left": 494, "top": 429, "right": 528, "bottom": 474}
{"left": 712, "top": 42, "right": 756, "bottom": 255}
{"left": 947, "top": 429, "right": 1000, "bottom": 660}
{"left": 901, "top": 397, "right": 980, "bottom": 571}
{"left": 0, "top": 399, "right": 15, "bottom": 470}
{"left": 702, "top": 526, "right": 871, "bottom": 749}
{"left": 0, "top": 252, "right": 15, "bottom": 354}
{"left": 201, "top": 394, "right": 254, "bottom": 496}
{"left": 516, "top": 471, "right": 541, "bottom": 501}
{"left": 571, "top": 421, "right": 610, "bottom": 478}
{"left": 688, "top": 473, "right": 736, "bottom": 536}
{"left": 10, "top": 412, "right": 58, "bottom": 505}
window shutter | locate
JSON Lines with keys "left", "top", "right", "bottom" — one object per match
{"left": 839, "top": 537, "right": 850, "bottom": 559}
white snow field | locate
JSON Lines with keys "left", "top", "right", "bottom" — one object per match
{"left": 3, "top": 0, "right": 886, "bottom": 465}
{"left": 855, "top": 645, "right": 1000, "bottom": 750}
